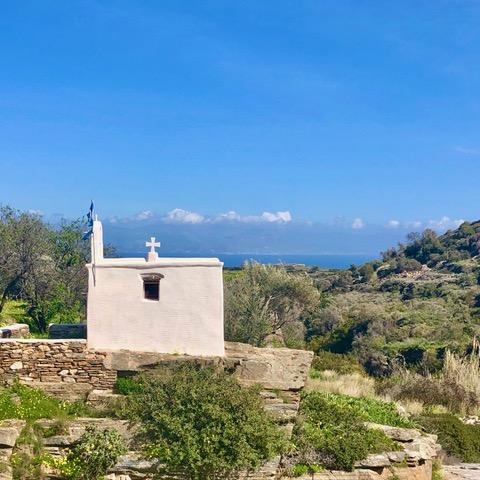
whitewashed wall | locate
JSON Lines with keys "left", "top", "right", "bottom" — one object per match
{"left": 87, "top": 260, "right": 224, "bottom": 356}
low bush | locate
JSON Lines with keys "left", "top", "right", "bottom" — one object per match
{"left": 290, "top": 391, "right": 399, "bottom": 471}
{"left": 311, "top": 351, "right": 364, "bottom": 375}
{"left": 306, "top": 392, "right": 414, "bottom": 428}
{"left": 416, "top": 414, "right": 480, "bottom": 462}
{"left": 114, "top": 376, "right": 143, "bottom": 395}
{"left": 121, "top": 364, "right": 285, "bottom": 480}
{"left": 49, "top": 426, "right": 127, "bottom": 480}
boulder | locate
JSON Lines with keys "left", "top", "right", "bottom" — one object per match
{"left": 110, "top": 453, "right": 158, "bottom": 476}
{"left": 404, "top": 436, "right": 440, "bottom": 463}
{"left": 102, "top": 342, "right": 313, "bottom": 392}
{"left": 0, "top": 447, "right": 13, "bottom": 480}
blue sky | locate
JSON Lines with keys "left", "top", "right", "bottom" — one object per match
{"left": 1, "top": 1, "right": 480, "bottom": 254}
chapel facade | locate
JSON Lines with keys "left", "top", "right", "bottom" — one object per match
{"left": 86, "top": 219, "right": 225, "bottom": 356}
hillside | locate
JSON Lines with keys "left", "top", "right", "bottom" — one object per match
{"left": 289, "top": 221, "right": 480, "bottom": 376}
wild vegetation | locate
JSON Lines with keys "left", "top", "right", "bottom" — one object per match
{"left": 286, "top": 391, "right": 400, "bottom": 472}
{"left": 4, "top": 205, "right": 480, "bottom": 472}
{"left": 48, "top": 427, "right": 127, "bottom": 480}
{"left": 118, "top": 364, "right": 285, "bottom": 480}
{"left": 224, "top": 220, "right": 480, "bottom": 378}
{"left": 223, "top": 220, "right": 480, "bottom": 465}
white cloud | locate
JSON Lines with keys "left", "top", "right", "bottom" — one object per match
{"left": 453, "top": 146, "right": 480, "bottom": 155}
{"left": 165, "top": 208, "right": 205, "bottom": 224}
{"left": 428, "top": 216, "right": 464, "bottom": 230}
{"left": 215, "top": 210, "right": 292, "bottom": 223}
{"left": 216, "top": 211, "right": 242, "bottom": 221}
{"left": 260, "top": 211, "right": 292, "bottom": 223}
{"left": 387, "top": 219, "right": 400, "bottom": 228}
{"left": 351, "top": 218, "right": 365, "bottom": 229}
{"left": 134, "top": 210, "right": 154, "bottom": 221}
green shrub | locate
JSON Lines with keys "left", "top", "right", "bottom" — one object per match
{"left": 50, "top": 427, "right": 127, "bottom": 480}
{"left": 0, "top": 382, "right": 87, "bottom": 421}
{"left": 311, "top": 351, "right": 364, "bottom": 375}
{"left": 290, "top": 392, "right": 400, "bottom": 471}
{"left": 305, "top": 392, "right": 414, "bottom": 428}
{"left": 122, "top": 364, "right": 285, "bottom": 480}
{"left": 416, "top": 414, "right": 480, "bottom": 462}
{"left": 288, "top": 463, "right": 323, "bottom": 477}
{"left": 114, "top": 376, "right": 143, "bottom": 395}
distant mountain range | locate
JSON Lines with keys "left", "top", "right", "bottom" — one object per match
{"left": 103, "top": 219, "right": 420, "bottom": 257}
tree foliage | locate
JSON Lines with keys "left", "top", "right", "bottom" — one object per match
{"left": 0, "top": 206, "right": 93, "bottom": 332}
{"left": 224, "top": 262, "right": 320, "bottom": 346}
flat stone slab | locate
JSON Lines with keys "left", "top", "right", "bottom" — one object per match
{"left": 36, "top": 418, "right": 133, "bottom": 447}
{"left": 0, "top": 324, "right": 29, "bottom": 339}
{"left": 365, "top": 422, "right": 422, "bottom": 442}
{"left": 48, "top": 323, "right": 87, "bottom": 339}
{"left": 102, "top": 342, "right": 313, "bottom": 392}
{"left": 225, "top": 342, "right": 314, "bottom": 391}
{"left": 444, "top": 464, "right": 480, "bottom": 480}
{"left": 0, "top": 420, "right": 25, "bottom": 448}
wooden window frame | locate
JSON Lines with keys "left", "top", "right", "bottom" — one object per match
{"left": 141, "top": 273, "right": 164, "bottom": 301}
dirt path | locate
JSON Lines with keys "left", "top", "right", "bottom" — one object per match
{"left": 443, "top": 464, "right": 480, "bottom": 480}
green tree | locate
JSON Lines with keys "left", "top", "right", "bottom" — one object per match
{"left": 224, "top": 262, "right": 320, "bottom": 346}
{"left": 0, "top": 206, "right": 50, "bottom": 314}
{"left": 22, "top": 220, "right": 89, "bottom": 332}
{"left": 0, "top": 206, "right": 98, "bottom": 332}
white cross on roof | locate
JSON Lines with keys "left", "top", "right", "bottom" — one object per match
{"left": 146, "top": 237, "right": 161, "bottom": 254}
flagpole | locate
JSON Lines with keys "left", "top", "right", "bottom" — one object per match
{"left": 92, "top": 210, "right": 96, "bottom": 287}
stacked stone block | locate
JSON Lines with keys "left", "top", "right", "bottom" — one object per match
{"left": 0, "top": 339, "right": 116, "bottom": 391}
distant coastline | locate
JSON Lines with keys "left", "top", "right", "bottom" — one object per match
{"left": 117, "top": 253, "right": 376, "bottom": 268}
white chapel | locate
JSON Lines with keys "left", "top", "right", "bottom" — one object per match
{"left": 86, "top": 218, "right": 225, "bottom": 356}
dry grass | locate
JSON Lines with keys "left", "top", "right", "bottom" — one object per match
{"left": 442, "top": 337, "right": 480, "bottom": 403}
{"left": 305, "top": 370, "right": 376, "bottom": 398}
{"left": 376, "top": 338, "right": 480, "bottom": 414}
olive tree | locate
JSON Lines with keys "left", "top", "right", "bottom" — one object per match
{"left": 0, "top": 206, "right": 93, "bottom": 332}
{"left": 0, "top": 206, "right": 50, "bottom": 314}
{"left": 224, "top": 262, "right": 320, "bottom": 347}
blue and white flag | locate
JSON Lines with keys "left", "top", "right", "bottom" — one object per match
{"left": 82, "top": 201, "right": 94, "bottom": 240}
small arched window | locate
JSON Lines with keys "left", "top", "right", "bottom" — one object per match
{"left": 141, "top": 273, "right": 164, "bottom": 301}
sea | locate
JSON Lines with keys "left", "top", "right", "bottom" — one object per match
{"left": 119, "top": 253, "right": 376, "bottom": 269}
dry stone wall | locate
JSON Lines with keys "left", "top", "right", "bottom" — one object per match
{"left": 0, "top": 339, "right": 117, "bottom": 391}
